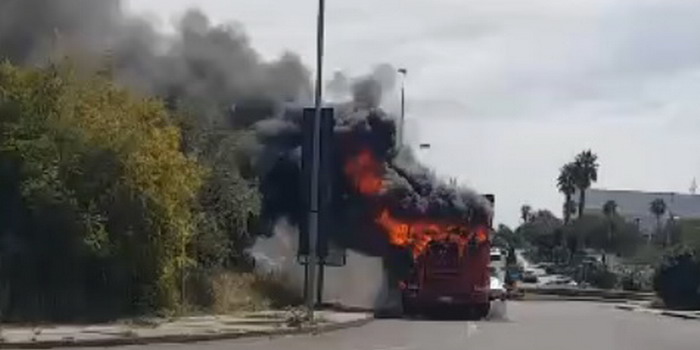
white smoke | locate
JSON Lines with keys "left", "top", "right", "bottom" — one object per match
{"left": 250, "top": 219, "right": 386, "bottom": 309}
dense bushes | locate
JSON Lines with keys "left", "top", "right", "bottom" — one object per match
{"left": 585, "top": 265, "right": 618, "bottom": 289}
{"left": 619, "top": 266, "right": 654, "bottom": 292}
{"left": 653, "top": 248, "right": 700, "bottom": 310}
{"left": 0, "top": 63, "right": 204, "bottom": 321}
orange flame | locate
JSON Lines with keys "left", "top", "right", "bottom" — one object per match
{"left": 344, "top": 149, "right": 384, "bottom": 195}
{"left": 343, "top": 148, "right": 488, "bottom": 258}
{"left": 376, "top": 209, "right": 487, "bottom": 258}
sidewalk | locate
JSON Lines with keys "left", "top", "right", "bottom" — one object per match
{"left": 0, "top": 310, "right": 372, "bottom": 348}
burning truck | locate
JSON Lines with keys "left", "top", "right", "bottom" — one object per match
{"left": 342, "top": 142, "right": 495, "bottom": 317}
{"left": 245, "top": 77, "right": 493, "bottom": 317}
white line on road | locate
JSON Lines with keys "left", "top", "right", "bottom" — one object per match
{"left": 466, "top": 322, "right": 479, "bottom": 337}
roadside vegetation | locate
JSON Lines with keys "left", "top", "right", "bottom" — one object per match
{"left": 498, "top": 149, "right": 700, "bottom": 310}
{"left": 0, "top": 61, "right": 295, "bottom": 322}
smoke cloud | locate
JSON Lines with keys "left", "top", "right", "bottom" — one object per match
{"left": 0, "top": 0, "right": 312, "bottom": 127}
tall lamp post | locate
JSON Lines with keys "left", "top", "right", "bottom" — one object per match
{"left": 397, "top": 68, "right": 407, "bottom": 148}
{"left": 305, "top": 0, "right": 326, "bottom": 321}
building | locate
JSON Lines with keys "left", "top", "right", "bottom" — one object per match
{"left": 582, "top": 189, "right": 700, "bottom": 238}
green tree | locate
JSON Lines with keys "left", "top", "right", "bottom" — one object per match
{"left": 602, "top": 200, "right": 618, "bottom": 242}
{"left": 677, "top": 219, "right": 700, "bottom": 252}
{"left": 564, "top": 214, "right": 641, "bottom": 257}
{"left": 653, "top": 247, "right": 700, "bottom": 310}
{"left": 572, "top": 150, "right": 599, "bottom": 218}
{"left": 557, "top": 163, "right": 577, "bottom": 224}
{"left": 650, "top": 198, "right": 667, "bottom": 245}
{"left": 493, "top": 224, "right": 523, "bottom": 249}
{"left": 563, "top": 199, "right": 577, "bottom": 222}
{"left": 191, "top": 132, "right": 261, "bottom": 269}
{"left": 0, "top": 62, "right": 203, "bottom": 320}
{"left": 518, "top": 209, "right": 563, "bottom": 260}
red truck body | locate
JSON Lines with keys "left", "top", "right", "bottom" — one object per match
{"left": 400, "top": 195, "right": 494, "bottom": 318}
{"left": 400, "top": 233, "right": 491, "bottom": 317}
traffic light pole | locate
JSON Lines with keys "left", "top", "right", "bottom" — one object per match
{"left": 305, "top": 0, "right": 325, "bottom": 321}
{"left": 316, "top": 260, "right": 325, "bottom": 306}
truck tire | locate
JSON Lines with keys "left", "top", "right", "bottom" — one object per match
{"left": 474, "top": 303, "right": 490, "bottom": 319}
{"left": 401, "top": 296, "right": 418, "bottom": 318}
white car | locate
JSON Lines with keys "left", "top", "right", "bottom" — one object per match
{"left": 490, "top": 272, "right": 506, "bottom": 301}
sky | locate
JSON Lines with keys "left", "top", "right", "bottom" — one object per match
{"left": 125, "top": 0, "right": 700, "bottom": 227}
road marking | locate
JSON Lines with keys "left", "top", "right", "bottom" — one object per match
{"left": 466, "top": 322, "right": 479, "bottom": 337}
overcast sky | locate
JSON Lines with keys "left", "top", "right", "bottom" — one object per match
{"left": 126, "top": 0, "right": 700, "bottom": 227}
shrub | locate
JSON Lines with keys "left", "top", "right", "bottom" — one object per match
{"left": 0, "top": 62, "right": 203, "bottom": 320}
{"left": 653, "top": 248, "right": 700, "bottom": 310}
{"left": 619, "top": 266, "right": 654, "bottom": 292}
{"left": 587, "top": 266, "right": 618, "bottom": 289}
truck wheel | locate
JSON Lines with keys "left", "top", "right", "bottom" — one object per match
{"left": 402, "top": 297, "right": 417, "bottom": 318}
{"left": 475, "top": 303, "right": 490, "bottom": 319}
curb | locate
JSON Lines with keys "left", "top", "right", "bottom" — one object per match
{"left": 660, "top": 311, "right": 700, "bottom": 321}
{"left": 521, "top": 294, "right": 633, "bottom": 303}
{"left": 0, "top": 316, "right": 374, "bottom": 349}
{"left": 520, "top": 288, "right": 654, "bottom": 301}
{"left": 614, "top": 304, "right": 700, "bottom": 321}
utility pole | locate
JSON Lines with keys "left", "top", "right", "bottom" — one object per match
{"left": 397, "top": 68, "right": 407, "bottom": 148}
{"left": 305, "top": 0, "right": 326, "bottom": 321}
{"left": 316, "top": 258, "right": 325, "bottom": 306}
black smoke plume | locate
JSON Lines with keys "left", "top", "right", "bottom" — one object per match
{"left": 0, "top": 0, "right": 492, "bottom": 272}
{"left": 247, "top": 81, "right": 493, "bottom": 260}
{"left": 0, "top": 0, "right": 312, "bottom": 126}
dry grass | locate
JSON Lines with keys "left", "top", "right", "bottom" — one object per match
{"left": 209, "top": 272, "right": 302, "bottom": 314}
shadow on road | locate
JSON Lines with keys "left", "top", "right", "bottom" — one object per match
{"left": 373, "top": 300, "right": 509, "bottom": 322}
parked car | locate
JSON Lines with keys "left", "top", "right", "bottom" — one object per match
{"left": 543, "top": 275, "right": 574, "bottom": 286}
{"left": 522, "top": 270, "right": 539, "bottom": 283}
{"left": 489, "top": 266, "right": 507, "bottom": 300}
{"left": 490, "top": 275, "right": 506, "bottom": 301}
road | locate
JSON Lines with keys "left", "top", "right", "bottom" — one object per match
{"left": 87, "top": 301, "right": 699, "bottom": 350}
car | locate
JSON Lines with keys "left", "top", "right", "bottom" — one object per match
{"left": 522, "top": 270, "right": 539, "bottom": 283}
{"left": 543, "top": 275, "right": 574, "bottom": 286}
{"left": 490, "top": 275, "right": 506, "bottom": 301}
{"left": 490, "top": 248, "right": 506, "bottom": 271}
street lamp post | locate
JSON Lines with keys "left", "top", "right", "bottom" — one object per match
{"left": 305, "top": 0, "right": 326, "bottom": 321}
{"left": 397, "top": 68, "right": 407, "bottom": 148}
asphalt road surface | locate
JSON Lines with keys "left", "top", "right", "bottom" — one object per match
{"left": 86, "top": 301, "right": 699, "bottom": 350}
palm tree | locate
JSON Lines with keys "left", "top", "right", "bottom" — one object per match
{"left": 602, "top": 200, "right": 618, "bottom": 242}
{"left": 520, "top": 204, "right": 532, "bottom": 223}
{"left": 557, "top": 163, "right": 577, "bottom": 224}
{"left": 649, "top": 198, "right": 667, "bottom": 245}
{"left": 572, "top": 150, "right": 599, "bottom": 218}
{"left": 563, "top": 199, "right": 577, "bottom": 223}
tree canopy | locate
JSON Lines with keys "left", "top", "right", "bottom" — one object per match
{"left": 572, "top": 150, "right": 598, "bottom": 217}
{"left": 0, "top": 62, "right": 204, "bottom": 320}
{"left": 557, "top": 163, "right": 577, "bottom": 224}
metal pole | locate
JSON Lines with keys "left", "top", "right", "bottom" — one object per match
{"left": 302, "top": 259, "right": 309, "bottom": 301}
{"left": 398, "top": 69, "right": 407, "bottom": 148}
{"left": 400, "top": 84, "right": 405, "bottom": 146}
{"left": 305, "top": 0, "right": 325, "bottom": 321}
{"left": 316, "top": 260, "right": 325, "bottom": 306}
